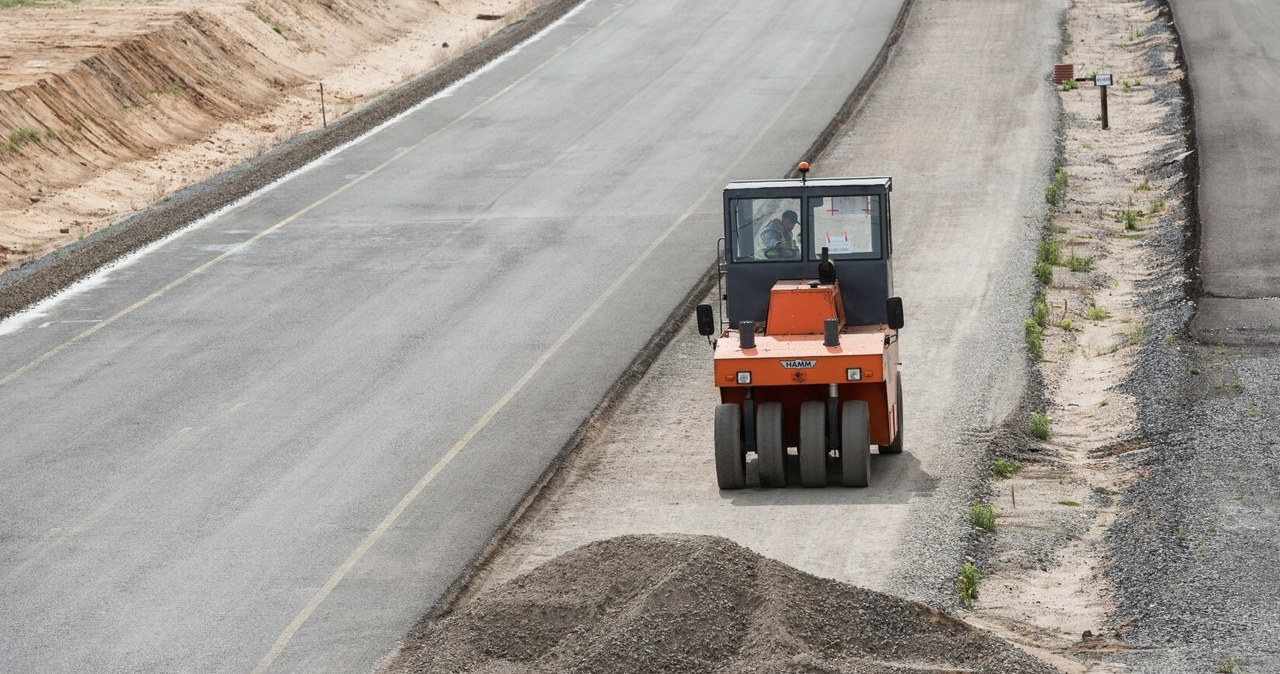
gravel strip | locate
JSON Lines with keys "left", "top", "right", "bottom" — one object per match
{"left": 1102, "top": 2, "right": 1280, "bottom": 671}
{"left": 0, "top": 0, "right": 588, "bottom": 320}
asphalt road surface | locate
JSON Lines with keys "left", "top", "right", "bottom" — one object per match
{"left": 0, "top": 1, "right": 905, "bottom": 672}
{"left": 1170, "top": 0, "right": 1280, "bottom": 344}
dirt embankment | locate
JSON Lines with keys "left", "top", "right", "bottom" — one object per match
{"left": 0, "top": 0, "right": 533, "bottom": 268}
{"left": 388, "top": 534, "right": 1055, "bottom": 674}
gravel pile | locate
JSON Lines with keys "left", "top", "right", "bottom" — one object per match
{"left": 394, "top": 535, "right": 1053, "bottom": 673}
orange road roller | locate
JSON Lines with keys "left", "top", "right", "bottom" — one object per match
{"left": 697, "top": 166, "right": 903, "bottom": 489}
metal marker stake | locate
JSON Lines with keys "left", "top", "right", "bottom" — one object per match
{"left": 320, "top": 82, "right": 327, "bottom": 129}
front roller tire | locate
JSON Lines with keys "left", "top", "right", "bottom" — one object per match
{"left": 714, "top": 404, "right": 746, "bottom": 489}
{"left": 841, "top": 400, "right": 871, "bottom": 488}
{"left": 799, "top": 401, "right": 828, "bottom": 487}
{"left": 756, "top": 403, "right": 787, "bottom": 487}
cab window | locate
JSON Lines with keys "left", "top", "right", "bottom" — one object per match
{"left": 807, "top": 195, "right": 881, "bottom": 260}
{"left": 728, "top": 197, "right": 802, "bottom": 262}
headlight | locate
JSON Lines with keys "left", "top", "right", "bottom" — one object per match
{"left": 736, "top": 371, "right": 752, "bottom": 385}
{"left": 846, "top": 368, "right": 862, "bottom": 381}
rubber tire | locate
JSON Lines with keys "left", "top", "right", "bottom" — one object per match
{"left": 841, "top": 400, "right": 871, "bottom": 488}
{"left": 798, "top": 400, "right": 828, "bottom": 488}
{"left": 756, "top": 403, "right": 787, "bottom": 487}
{"left": 879, "top": 373, "right": 904, "bottom": 455}
{"left": 715, "top": 404, "right": 746, "bottom": 489}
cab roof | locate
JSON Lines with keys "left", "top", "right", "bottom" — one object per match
{"left": 723, "top": 176, "right": 892, "bottom": 192}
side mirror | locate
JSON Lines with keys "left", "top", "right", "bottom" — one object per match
{"left": 696, "top": 304, "right": 716, "bottom": 336}
{"left": 886, "top": 297, "right": 904, "bottom": 331}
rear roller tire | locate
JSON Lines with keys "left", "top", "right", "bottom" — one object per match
{"left": 756, "top": 403, "right": 786, "bottom": 488}
{"left": 841, "top": 400, "right": 871, "bottom": 488}
{"left": 714, "top": 404, "right": 746, "bottom": 489}
{"left": 879, "top": 373, "right": 904, "bottom": 455}
{"left": 799, "top": 401, "right": 828, "bottom": 488}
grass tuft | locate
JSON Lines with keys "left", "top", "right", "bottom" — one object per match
{"left": 1033, "top": 294, "right": 1049, "bottom": 328}
{"left": 991, "top": 459, "right": 1021, "bottom": 479}
{"left": 1066, "top": 254, "right": 1093, "bottom": 272}
{"left": 1045, "top": 167, "right": 1069, "bottom": 205}
{"left": 956, "top": 563, "right": 982, "bottom": 607}
{"left": 1033, "top": 261, "right": 1053, "bottom": 286}
{"left": 1030, "top": 411, "right": 1051, "bottom": 439}
{"left": 968, "top": 501, "right": 996, "bottom": 531}
{"left": 1122, "top": 208, "right": 1142, "bottom": 230}
{"left": 1086, "top": 304, "right": 1111, "bottom": 321}
{"left": 1024, "top": 319, "right": 1044, "bottom": 360}
{"left": 1037, "top": 239, "right": 1062, "bottom": 266}
{"left": 7, "top": 127, "right": 40, "bottom": 151}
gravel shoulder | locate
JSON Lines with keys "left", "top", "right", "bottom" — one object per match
{"left": 1102, "top": 1, "right": 1280, "bottom": 670}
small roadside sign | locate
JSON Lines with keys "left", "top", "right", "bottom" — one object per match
{"left": 1095, "top": 73, "right": 1113, "bottom": 87}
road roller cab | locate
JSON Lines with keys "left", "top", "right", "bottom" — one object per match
{"left": 697, "top": 169, "right": 904, "bottom": 489}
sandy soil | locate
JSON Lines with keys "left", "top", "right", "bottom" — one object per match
{"left": 969, "top": 0, "right": 1192, "bottom": 669}
{"left": 0, "top": 0, "right": 537, "bottom": 270}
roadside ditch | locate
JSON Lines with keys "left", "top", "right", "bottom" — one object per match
{"left": 959, "top": 0, "right": 1278, "bottom": 672}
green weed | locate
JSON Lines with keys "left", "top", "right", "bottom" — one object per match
{"left": 1033, "top": 261, "right": 1053, "bottom": 286}
{"left": 1030, "top": 411, "right": 1051, "bottom": 439}
{"left": 956, "top": 563, "right": 983, "bottom": 607}
{"left": 1033, "top": 294, "right": 1049, "bottom": 328}
{"left": 969, "top": 502, "right": 996, "bottom": 532}
{"left": 1038, "top": 239, "right": 1062, "bottom": 266}
{"left": 1135, "top": 180, "right": 1151, "bottom": 191}
{"left": 1056, "top": 500, "right": 1081, "bottom": 507}
{"left": 1045, "top": 167, "right": 1069, "bottom": 205}
{"left": 1066, "top": 254, "right": 1093, "bottom": 272}
{"left": 7, "top": 127, "right": 40, "bottom": 151}
{"left": 991, "top": 459, "right": 1021, "bottom": 479}
{"left": 1024, "top": 319, "right": 1044, "bottom": 360}
{"left": 1060, "top": 78, "right": 1079, "bottom": 92}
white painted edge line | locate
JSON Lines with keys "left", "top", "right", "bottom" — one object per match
{"left": 0, "top": 0, "right": 595, "bottom": 340}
